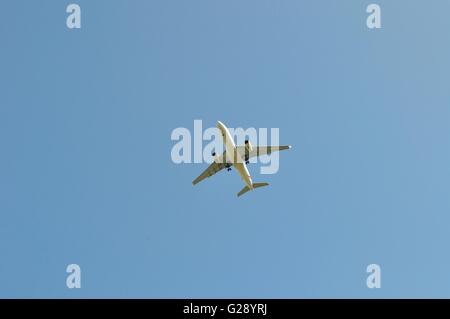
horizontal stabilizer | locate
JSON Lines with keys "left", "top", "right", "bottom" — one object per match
{"left": 253, "top": 182, "right": 269, "bottom": 188}
{"left": 237, "top": 182, "right": 269, "bottom": 197}
{"left": 237, "top": 186, "right": 250, "bottom": 197}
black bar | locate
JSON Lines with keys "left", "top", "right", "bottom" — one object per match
{"left": 0, "top": 299, "right": 446, "bottom": 317}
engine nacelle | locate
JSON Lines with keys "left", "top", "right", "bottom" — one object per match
{"left": 212, "top": 151, "right": 223, "bottom": 164}
{"left": 244, "top": 139, "right": 253, "bottom": 153}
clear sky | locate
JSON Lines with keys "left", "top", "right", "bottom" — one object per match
{"left": 1, "top": 0, "right": 450, "bottom": 298}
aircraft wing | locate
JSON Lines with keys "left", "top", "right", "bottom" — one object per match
{"left": 238, "top": 145, "right": 292, "bottom": 160}
{"left": 192, "top": 161, "right": 226, "bottom": 185}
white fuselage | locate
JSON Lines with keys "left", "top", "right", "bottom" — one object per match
{"left": 217, "top": 121, "right": 253, "bottom": 189}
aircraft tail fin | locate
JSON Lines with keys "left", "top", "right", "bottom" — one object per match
{"left": 237, "top": 182, "right": 269, "bottom": 197}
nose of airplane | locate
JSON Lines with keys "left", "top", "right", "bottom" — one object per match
{"left": 216, "top": 120, "right": 225, "bottom": 129}
{"left": 216, "top": 121, "right": 227, "bottom": 134}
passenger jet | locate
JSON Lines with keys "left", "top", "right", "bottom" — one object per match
{"left": 192, "top": 121, "right": 291, "bottom": 197}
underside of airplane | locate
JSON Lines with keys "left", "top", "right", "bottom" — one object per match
{"left": 192, "top": 121, "right": 291, "bottom": 197}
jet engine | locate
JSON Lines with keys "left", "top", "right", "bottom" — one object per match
{"left": 244, "top": 139, "right": 253, "bottom": 153}
{"left": 244, "top": 140, "right": 253, "bottom": 164}
{"left": 212, "top": 151, "right": 222, "bottom": 164}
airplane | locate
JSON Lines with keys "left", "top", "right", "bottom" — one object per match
{"left": 192, "top": 121, "right": 292, "bottom": 197}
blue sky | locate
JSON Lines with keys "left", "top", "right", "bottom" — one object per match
{"left": 1, "top": 0, "right": 450, "bottom": 298}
